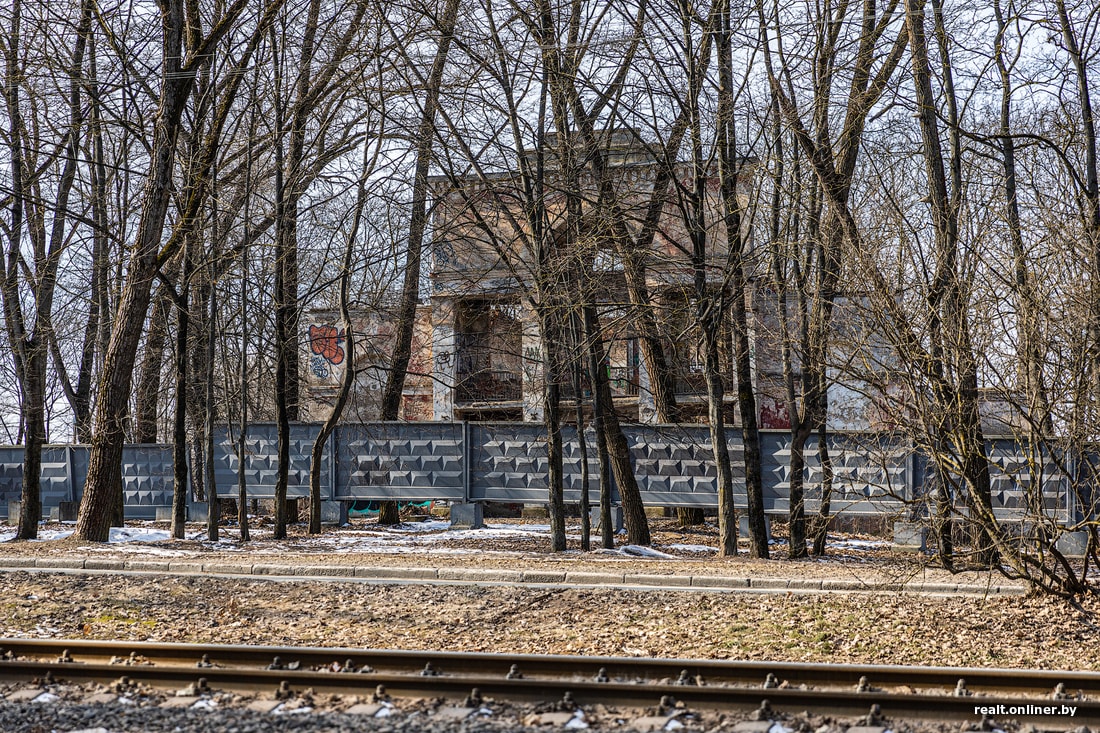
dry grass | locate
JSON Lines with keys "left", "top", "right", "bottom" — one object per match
{"left": 0, "top": 526, "right": 1097, "bottom": 672}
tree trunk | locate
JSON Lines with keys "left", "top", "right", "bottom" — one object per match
{"left": 717, "top": 1, "right": 766, "bottom": 558}
{"left": 204, "top": 275, "right": 219, "bottom": 542}
{"left": 134, "top": 281, "right": 174, "bottom": 443}
{"left": 134, "top": 288, "right": 171, "bottom": 438}
{"left": 75, "top": 45, "right": 111, "bottom": 444}
{"left": 704, "top": 323, "right": 737, "bottom": 557}
{"left": 171, "top": 240, "right": 193, "bottom": 540}
{"left": 762, "top": 0, "right": 908, "bottom": 563}
{"left": 308, "top": 140, "right": 367, "bottom": 535}
{"left": 5, "top": 0, "right": 91, "bottom": 540}
{"left": 906, "top": 0, "right": 997, "bottom": 566}
{"left": 76, "top": 0, "right": 258, "bottom": 541}
{"left": 376, "top": 0, "right": 459, "bottom": 526}
{"left": 788, "top": 423, "right": 813, "bottom": 558}
{"left": 542, "top": 306, "right": 567, "bottom": 552}
{"left": 18, "top": 357, "right": 45, "bottom": 538}
{"left": 570, "top": 314, "right": 591, "bottom": 551}
{"left": 585, "top": 304, "right": 650, "bottom": 546}
{"left": 620, "top": 251, "right": 680, "bottom": 424}
{"left": 270, "top": 22, "right": 292, "bottom": 540}
{"left": 810, "top": 421, "right": 832, "bottom": 555}
{"left": 677, "top": 508, "right": 704, "bottom": 527}
{"left": 582, "top": 304, "right": 616, "bottom": 549}
{"left": 1055, "top": 0, "right": 1100, "bottom": 437}
{"left": 574, "top": 396, "right": 592, "bottom": 552}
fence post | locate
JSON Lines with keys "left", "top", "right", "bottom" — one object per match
{"left": 65, "top": 444, "right": 75, "bottom": 504}
{"left": 327, "top": 426, "right": 336, "bottom": 502}
{"left": 462, "top": 420, "right": 470, "bottom": 504}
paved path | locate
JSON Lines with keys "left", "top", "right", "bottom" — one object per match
{"left": 0, "top": 555, "right": 1026, "bottom": 596}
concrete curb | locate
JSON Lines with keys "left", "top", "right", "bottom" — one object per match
{"left": 0, "top": 556, "right": 1028, "bottom": 596}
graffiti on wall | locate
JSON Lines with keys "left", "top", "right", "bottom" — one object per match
{"left": 309, "top": 325, "right": 345, "bottom": 379}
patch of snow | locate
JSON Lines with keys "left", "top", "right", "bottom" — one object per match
{"left": 620, "top": 545, "right": 677, "bottom": 559}
{"left": 32, "top": 529, "right": 74, "bottom": 541}
{"left": 108, "top": 527, "right": 170, "bottom": 543}
{"left": 829, "top": 539, "right": 888, "bottom": 550}
{"left": 1, "top": 513, "right": 898, "bottom": 570}
{"left": 3, "top": 526, "right": 171, "bottom": 546}
{"left": 388, "top": 521, "right": 451, "bottom": 533}
{"left": 666, "top": 544, "right": 716, "bottom": 553}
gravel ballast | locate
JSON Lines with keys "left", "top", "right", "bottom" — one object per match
{"left": 0, "top": 517, "right": 1096, "bottom": 733}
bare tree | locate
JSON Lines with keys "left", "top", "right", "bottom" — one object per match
{"left": 308, "top": 132, "right": 385, "bottom": 533}
{"left": 374, "top": 0, "right": 461, "bottom": 527}
{"left": 760, "top": 0, "right": 908, "bottom": 558}
{"left": 2, "top": 0, "right": 92, "bottom": 538}
{"left": 75, "top": 0, "right": 281, "bottom": 541}
{"left": 268, "top": 0, "right": 369, "bottom": 539}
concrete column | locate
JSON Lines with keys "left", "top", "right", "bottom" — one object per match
{"left": 432, "top": 296, "right": 456, "bottom": 421}
{"left": 521, "top": 301, "right": 544, "bottom": 422}
{"left": 449, "top": 503, "right": 484, "bottom": 529}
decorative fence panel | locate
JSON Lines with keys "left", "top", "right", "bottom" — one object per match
{"left": 624, "top": 425, "right": 744, "bottom": 508}
{"left": 211, "top": 423, "right": 324, "bottom": 500}
{"left": 336, "top": 422, "right": 465, "bottom": 502}
{"left": 760, "top": 432, "right": 912, "bottom": 516}
{"left": 0, "top": 447, "right": 20, "bottom": 508}
{"left": 0, "top": 446, "right": 77, "bottom": 511}
{"left": 118, "top": 445, "right": 175, "bottom": 518}
{"left": 936, "top": 438, "right": 1076, "bottom": 523}
{"left": 0, "top": 426, "right": 1094, "bottom": 524}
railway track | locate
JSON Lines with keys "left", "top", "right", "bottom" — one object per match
{"left": 0, "top": 638, "right": 1095, "bottom": 727}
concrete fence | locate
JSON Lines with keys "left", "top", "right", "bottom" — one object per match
{"left": 0, "top": 423, "right": 1089, "bottom": 523}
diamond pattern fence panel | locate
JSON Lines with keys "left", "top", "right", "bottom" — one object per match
{"left": 624, "top": 424, "right": 744, "bottom": 508}
{"left": 989, "top": 438, "right": 1071, "bottom": 520}
{"left": 1, "top": 427, "right": 1095, "bottom": 522}
{"left": 467, "top": 423, "right": 613, "bottom": 505}
{"left": 1078, "top": 451, "right": 1100, "bottom": 522}
{"left": 212, "top": 423, "right": 326, "bottom": 500}
{"left": 0, "top": 446, "right": 80, "bottom": 519}
{"left": 41, "top": 447, "right": 77, "bottom": 511}
{"left": 937, "top": 438, "right": 1074, "bottom": 522}
{"left": 760, "top": 430, "right": 912, "bottom": 516}
{"left": 469, "top": 422, "right": 553, "bottom": 504}
{"left": 52, "top": 445, "right": 172, "bottom": 520}
{"left": 118, "top": 445, "right": 175, "bottom": 518}
{"left": 335, "top": 422, "right": 465, "bottom": 502}
{"left": 560, "top": 425, "right": 618, "bottom": 505}
{"left": 0, "top": 447, "right": 25, "bottom": 512}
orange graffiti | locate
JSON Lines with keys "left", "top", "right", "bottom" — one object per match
{"left": 309, "top": 325, "right": 345, "bottom": 365}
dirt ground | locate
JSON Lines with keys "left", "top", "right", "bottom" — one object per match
{"left": 0, "top": 516, "right": 1097, "bottom": 673}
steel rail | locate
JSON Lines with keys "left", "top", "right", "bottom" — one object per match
{"left": 1, "top": 658, "right": 1096, "bottom": 726}
{"left": 0, "top": 639, "right": 1096, "bottom": 726}
{"left": 1, "top": 638, "right": 1096, "bottom": 697}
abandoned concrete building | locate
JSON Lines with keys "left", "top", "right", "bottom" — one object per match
{"left": 305, "top": 135, "right": 769, "bottom": 428}
{"left": 303, "top": 134, "right": 1005, "bottom": 434}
